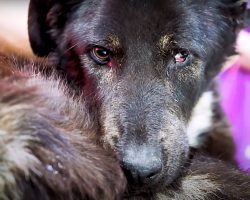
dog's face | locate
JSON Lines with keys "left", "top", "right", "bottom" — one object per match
{"left": 28, "top": 0, "right": 245, "bottom": 193}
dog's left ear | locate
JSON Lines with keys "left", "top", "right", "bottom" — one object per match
{"left": 220, "top": 0, "right": 247, "bottom": 30}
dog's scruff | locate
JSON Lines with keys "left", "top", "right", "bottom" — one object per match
{"left": 0, "top": 0, "right": 250, "bottom": 199}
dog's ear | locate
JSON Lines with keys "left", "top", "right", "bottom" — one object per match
{"left": 28, "top": 0, "right": 57, "bottom": 57}
{"left": 220, "top": 0, "right": 247, "bottom": 30}
{"left": 28, "top": 0, "right": 73, "bottom": 57}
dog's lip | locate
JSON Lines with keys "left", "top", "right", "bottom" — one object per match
{"left": 124, "top": 171, "right": 173, "bottom": 196}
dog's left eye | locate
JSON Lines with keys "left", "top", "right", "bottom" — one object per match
{"left": 174, "top": 50, "right": 189, "bottom": 63}
{"left": 90, "top": 46, "right": 111, "bottom": 65}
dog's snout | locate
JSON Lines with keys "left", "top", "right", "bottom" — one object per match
{"left": 121, "top": 145, "right": 162, "bottom": 184}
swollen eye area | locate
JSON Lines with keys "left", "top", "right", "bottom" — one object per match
{"left": 174, "top": 50, "right": 189, "bottom": 63}
{"left": 90, "top": 46, "right": 111, "bottom": 65}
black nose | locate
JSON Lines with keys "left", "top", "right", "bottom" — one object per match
{"left": 121, "top": 145, "right": 162, "bottom": 184}
{"left": 124, "top": 160, "right": 162, "bottom": 181}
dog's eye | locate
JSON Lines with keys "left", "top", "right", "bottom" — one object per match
{"left": 90, "top": 46, "right": 111, "bottom": 65}
{"left": 174, "top": 50, "right": 189, "bottom": 63}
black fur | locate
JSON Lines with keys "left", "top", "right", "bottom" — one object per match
{"left": 0, "top": 0, "right": 249, "bottom": 199}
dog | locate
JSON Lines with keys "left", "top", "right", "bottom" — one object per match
{"left": 0, "top": 0, "right": 250, "bottom": 199}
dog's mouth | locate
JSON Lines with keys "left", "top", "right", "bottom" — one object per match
{"left": 123, "top": 172, "right": 185, "bottom": 198}
{"left": 122, "top": 166, "right": 181, "bottom": 197}
{"left": 120, "top": 162, "right": 166, "bottom": 197}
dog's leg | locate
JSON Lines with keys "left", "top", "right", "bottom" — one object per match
{"left": 156, "top": 155, "right": 250, "bottom": 200}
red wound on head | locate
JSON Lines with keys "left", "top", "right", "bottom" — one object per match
{"left": 107, "top": 61, "right": 113, "bottom": 68}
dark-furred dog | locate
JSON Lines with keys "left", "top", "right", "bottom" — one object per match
{"left": 0, "top": 0, "right": 250, "bottom": 199}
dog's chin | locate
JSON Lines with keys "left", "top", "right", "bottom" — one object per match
{"left": 125, "top": 184, "right": 160, "bottom": 199}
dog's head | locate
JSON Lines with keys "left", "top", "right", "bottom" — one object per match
{"left": 28, "top": 0, "right": 246, "bottom": 193}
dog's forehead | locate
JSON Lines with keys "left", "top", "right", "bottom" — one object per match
{"left": 75, "top": 1, "right": 177, "bottom": 33}
{"left": 70, "top": 0, "right": 225, "bottom": 56}
{"left": 94, "top": 0, "right": 182, "bottom": 35}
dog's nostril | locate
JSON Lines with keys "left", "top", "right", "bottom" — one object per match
{"left": 145, "top": 167, "right": 161, "bottom": 179}
{"left": 121, "top": 144, "right": 163, "bottom": 184}
{"left": 122, "top": 158, "right": 162, "bottom": 183}
{"left": 138, "top": 163, "right": 162, "bottom": 179}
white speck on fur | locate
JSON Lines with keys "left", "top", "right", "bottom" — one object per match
{"left": 187, "top": 91, "right": 214, "bottom": 148}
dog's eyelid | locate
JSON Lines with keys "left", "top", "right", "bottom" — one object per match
{"left": 87, "top": 39, "right": 120, "bottom": 53}
{"left": 86, "top": 43, "right": 112, "bottom": 52}
{"left": 180, "top": 46, "right": 202, "bottom": 59}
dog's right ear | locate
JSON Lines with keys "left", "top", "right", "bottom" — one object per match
{"left": 220, "top": 0, "right": 247, "bottom": 30}
{"left": 28, "top": 0, "right": 72, "bottom": 57}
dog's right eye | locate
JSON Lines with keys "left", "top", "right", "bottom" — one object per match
{"left": 90, "top": 46, "right": 111, "bottom": 66}
{"left": 174, "top": 49, "right": 189, "bottom": 64}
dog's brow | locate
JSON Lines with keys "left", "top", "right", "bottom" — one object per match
{"left": 159, "top": 34, "right": 175, "bottom": 50}
{"left": 107, "top": 35, "right": 121, "bottom": 49}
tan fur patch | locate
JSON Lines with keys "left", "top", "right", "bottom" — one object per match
{"left": 107, "top": 35, "right": 121, "bottom": 50}
{"left": 176, "top": 60, "right": 203, "bottom": 83}
{"left": 156, "top": 174, "right": 218, "bottom": 200}
{"left": 102, "top": 111, "right": 120, "bottom": 148}
{"left": 159, "top": 34, "right": 175, "bottom": 50}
